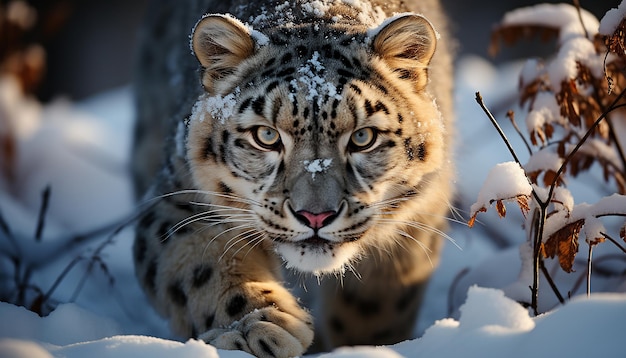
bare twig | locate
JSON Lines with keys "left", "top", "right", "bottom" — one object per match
{"left": 507, "top": 110, "right": 533, "bottom": 156}
{"left": 35, "top": 185, "right": 51, "bottom": 241}
{"left": 572, "top": 0, "right": 589, "bottom": 39}
{"left": 586, "top": 243, "right": 593, "bottom": 296}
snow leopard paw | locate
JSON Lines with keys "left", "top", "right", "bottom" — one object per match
{"left": 199, "top": 306, "right": 314, "bottom": 358}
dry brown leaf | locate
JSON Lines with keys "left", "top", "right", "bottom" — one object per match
{"left": 516, "top": 195, "right": 530, "bottom": 216}
{"left": 543, "top": 219, "right": 584, "bottom": 273}
{"left": 496, "top": 200, "right": 506, "bottom": 218}
{"left": 490, "top": 24, "right": 560, "bottom": 57}
{"left": 468, "top": 207, "right": 487, "bottom": 228}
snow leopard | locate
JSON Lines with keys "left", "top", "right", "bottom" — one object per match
{"left": 132, "top": 0, "right": 454, "bottom": 356}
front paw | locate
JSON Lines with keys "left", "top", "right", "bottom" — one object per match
{"left": 199, "top": 307, "right": 313, "bottom": 358}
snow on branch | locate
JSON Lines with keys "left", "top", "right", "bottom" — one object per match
{"left": 472, "top": 1, "right": 626, "bottom": 314}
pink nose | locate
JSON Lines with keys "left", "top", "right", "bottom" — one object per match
{"left": 296, "top": 210, "right": 337, "bottom": 229}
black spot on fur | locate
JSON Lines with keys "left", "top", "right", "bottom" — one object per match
{"left": 417, "top": 142, "right": 427, "bottom": 161}
{"left": 276, "top": 67, "right": 295, "bottom": 77}
{"left": 192, "top": 265, "right": 213, "bottom": 288}
{"left": 266, "top": 81, "right": 280, "bottom": 93}
{"left": 145, "top": 260, "right": 157, "bottom": 293}
{"left": 357, "top": 299, "right": 381, "bottom": 317}
{"left": 138, "top": 211, "right": 156, "bottom": 229}
{"left": 375, "top": 101, "right": 389, "bottom": 114}
{"left": 349, "top": 83, "right": 361, "bottom": 95}
{"left": 397, "top": 113, "right": 404, "bottom": 123}
{"left": 252, "top": 97, "right": 265, "bottom": 116}
{"left": 364, "top": 100, "right": 375, "bottom": 117}
{"left": 168, "top": 281, "right": 187, "bottom": 306}
{"left": 330, "top": 316, "right": 345, "bottom": 333}
{"left": 226, "top": 294, "right": 247, "bottom": 317}
{"left": 134, "top": 233, "right": 147, "bottom": 263}
{"left": 265, "top": 58, "right": 276, "bottom": 67}
{"left": 238, "top": 97, "right": 252, "bottom": 113}
{"left": 202, "top": 136, "right": 214, "bottom": 160}
{"left": 205, "top": 313, "right": 215, "bottom": 330}
{"left": 156, "top": 221, "right": 174, "bottom": 243}
{"left": 219, "top": 181, "right": 233, "bottom": 194}
{"left": 280, "top": 52, "right": 293, "bottom": 64}
{"left": 396, "top": 285, "right": 420, "bottom": 312}
{"left": 296, "top": 45, "right": 308, "bottom": 57}
{"left": 404, "top": 138, "right": 415, "bottom": 161}
{"left": 303, "top": 107, "right": 310, "bottom": 119}
{"left": 337, "top": 68, "right": 354, "bottom": 78}
{"left": 258, "top": 339, "right": 276, "bottom": 357}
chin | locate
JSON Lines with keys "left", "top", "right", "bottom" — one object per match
{"left": 274, "top": 241, "right": 361, "bottom": 276}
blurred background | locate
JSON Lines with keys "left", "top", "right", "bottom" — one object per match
{"left": 1, "top": 0, "right": 617, "bottom": 102}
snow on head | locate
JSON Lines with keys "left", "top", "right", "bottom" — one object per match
{"left": 190, "top": 87, "right": 240, "bottom": 124}
{"left": 291, "top": 51, "right": 342, "bottom": 105}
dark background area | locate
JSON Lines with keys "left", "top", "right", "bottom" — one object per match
{"left": 35, "top": 0, "right": 618, "bottom": 101}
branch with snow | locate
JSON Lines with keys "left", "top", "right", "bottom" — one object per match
{"left": 470, "top": 1, "right": 626, "bottom": 315}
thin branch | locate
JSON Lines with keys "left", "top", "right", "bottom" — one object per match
{"left": 475, "top": 92, "right": 544, "bottom": 207}
{"left": 507, "top": 110, "right": 533, "bottom": 155}
{"left": 572, "top": 0, "right": 589, "bottom": 39}
{"left": 34, "top": 185, "right": 51, "bottom": 241}
{"left": 602, "top": 232, "right": 626, "bottom": 254}
{"left": 586, "top": 243, "right": 593, "bottom": 297}
{"left": 540, "top": 258, "right": 565, "bottom": 304}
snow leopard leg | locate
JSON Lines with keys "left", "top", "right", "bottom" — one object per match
{"left": 133, "top": 202, "right": 314, "bottom": 358}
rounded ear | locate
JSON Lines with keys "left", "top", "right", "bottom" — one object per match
{"left": 191, "top": 14, "right": 255, "bottom": 93}
{"left": 371, "top": 14, "right": 437, "bottom": 87}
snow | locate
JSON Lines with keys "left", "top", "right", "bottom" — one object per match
{"left": 191, "top": 87, "right": 241, "bottom": 124}
{"left": 303, "top": 158, "right": 333, "bottom": 178}
{"left": 470, "top": 161, "right": 532, "bottom": 217}
{"left": 2, "top": 2, "right": 626, "bottom": 357}
{"left": 500, "top": 3, "right": 599, "bottom": 43}
{"left": 292, "top": 51, "right": 342, "bottom": 105}
{"left": 599, "top": 1, "right": 626, "bottom": 35}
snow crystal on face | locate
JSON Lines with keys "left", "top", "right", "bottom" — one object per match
{"left": 190, "top": 87, "right": 240, "bottom": 124}
{"left": 470, "top": 161, "right": 532, "bottom": 216}
{"left": 292, "top": 51, "right": 342, "bottom": 105}
{"left": 303, "top": 158, "right": 332, "bottom": 178}
{"left": 599, "top": 1, "right": 626, "bottom": 35}
{"left": 301, "top": 0, "right": 330, "bottom": 18}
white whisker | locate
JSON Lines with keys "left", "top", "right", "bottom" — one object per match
{"left": 375, "top": 217, "right": 461, "bottom": 250}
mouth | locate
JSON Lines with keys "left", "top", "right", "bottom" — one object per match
{"left": 273, "top": 235, "right": 361, "bottom": 274}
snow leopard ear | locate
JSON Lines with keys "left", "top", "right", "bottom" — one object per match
{"left": 192, "top": 14, "right": 255, "bottom": 94}
{"left": 371, "top": 14, "right": 437, "bottom": 88}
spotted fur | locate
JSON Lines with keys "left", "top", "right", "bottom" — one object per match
{"left": 133, "top": 0, "right": 454, "bottom": 356}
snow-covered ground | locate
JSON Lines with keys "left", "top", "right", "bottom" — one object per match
{"left": 1, "top": 3, "right": 626, "bottom": 357}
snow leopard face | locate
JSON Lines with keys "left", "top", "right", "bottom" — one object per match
{"left": 184, "top": 13, "right": 446, "bottom": 274}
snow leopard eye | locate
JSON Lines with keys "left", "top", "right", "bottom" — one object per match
{"left": 252, "top": 125, "right": 282, "bottom": 150}
{"left": 349, "top": 127, "right": 377, "bottom": 151}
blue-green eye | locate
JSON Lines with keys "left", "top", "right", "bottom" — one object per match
{"left": 253, "top": 126, "right": 281, "bottom": 150}
{"left": 349, "top": 127, "right": 377, "bottom": 151}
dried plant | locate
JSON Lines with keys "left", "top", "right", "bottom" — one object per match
{"left": 469, "top": 2, "right": 626, "bottom": 315}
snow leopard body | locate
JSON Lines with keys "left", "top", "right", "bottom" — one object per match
{"left": 132, "top": 0, "right": 454, "bottom": 356}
